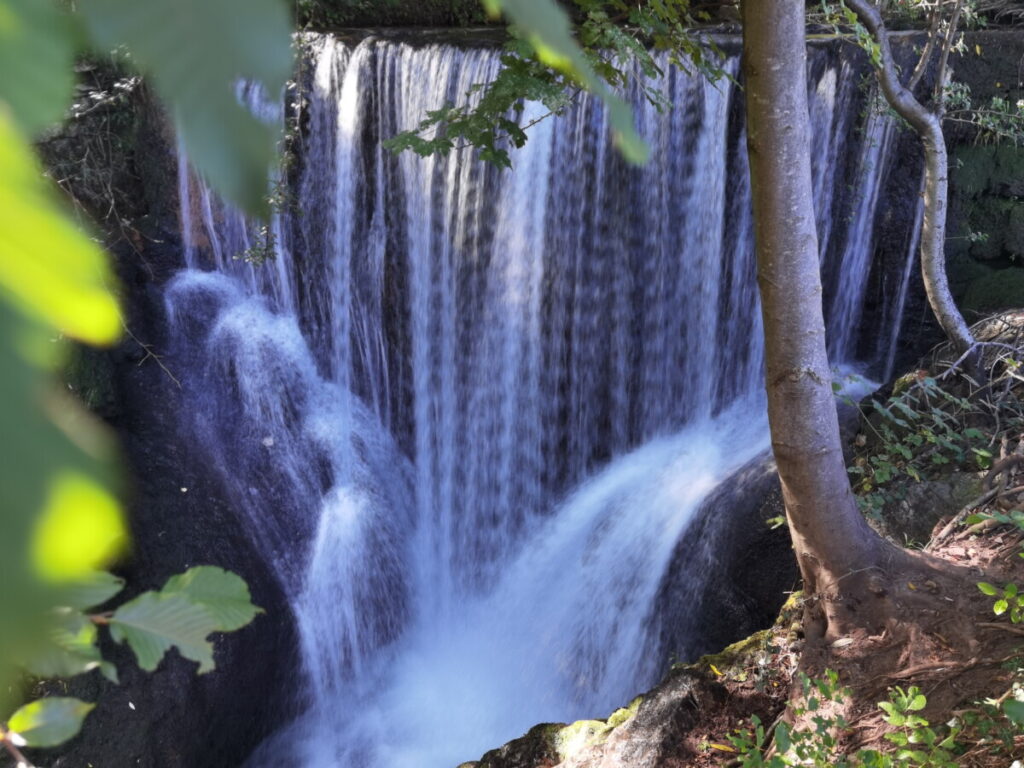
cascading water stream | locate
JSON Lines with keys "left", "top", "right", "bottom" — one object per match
{"left": 165, "top": 35, "right": 913, "bottom": 767}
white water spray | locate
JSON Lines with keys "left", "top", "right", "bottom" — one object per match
{"left": 166, "top": 35, "right": 911, "bottom": 768}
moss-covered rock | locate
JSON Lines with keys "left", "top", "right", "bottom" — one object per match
{"left": 946, "top": 250, "right": 994, "bottom": 301}
{"left": 1007, "top": 206, "right": 1024, "bottom": 258}
{"left": 968, "top": 198, "right": 1016, "bottom": 261}
{"left": 964, "top": 267, "right": 1024, "bottom": 314}
{"left": 953, "top": 145, "right": 997, "bottom": 198}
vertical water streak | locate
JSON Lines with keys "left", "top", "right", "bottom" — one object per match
{"left": 163, "top": 35, "right": 918, "bottom": 768}
{"left": 882, "top": 187, "right": 926, "bottom": 381}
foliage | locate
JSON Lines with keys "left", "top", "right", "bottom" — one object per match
{"left": 724, "top": 672, "right": 1022, "bottom": 766}
{"left": 945, "top": 83, "right": 1024, "bottom": 144}
{"left": 385, "top": 0, "right": 727, "bottom": 168}
{"left": 844, "top": 374, "right": 1005, "bottom": 518}
{"left": 1, "top": 567, "right": 260, "bottom": 764}
{"left": 0, "top": 0, "right": 290, "bottom": 760}
{"left": 79, "top": 0, "right": 292, "bottom": 214}
{"left": 978, "top": 580, "right": 1024, "bottom": 621}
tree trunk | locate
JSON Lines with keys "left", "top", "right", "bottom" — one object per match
{"left": 741, "top": 0, "right": 896, "bottom": 640}
{"left": 845, "top": 0, "right": 977, "bottom": 361}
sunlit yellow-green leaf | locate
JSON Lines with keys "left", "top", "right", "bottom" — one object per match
{"left": 6, "top": 697, "right": 95, "bottom": 748}
{"left": 0, "top": 114, "right": 121, "bottom": 344}
{"left": 31, "top": 472, "right": 125, "bottom": 582}
{"left": 486, "top": 0, "right": 649, "bottom": 164}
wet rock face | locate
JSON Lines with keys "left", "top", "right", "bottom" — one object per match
{"left": 44, "top": 234, "right": 302, "bottom": 768}
{"left": 653, "top": 453, "right": 797, "bottom": 667}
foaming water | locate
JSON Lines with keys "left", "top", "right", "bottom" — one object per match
{"left": 164, "top": 34, "right": 911, "bottom": 768}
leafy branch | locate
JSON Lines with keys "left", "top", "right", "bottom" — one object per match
{"left": 2, "top": 567, "right": 261, "bottom": 767}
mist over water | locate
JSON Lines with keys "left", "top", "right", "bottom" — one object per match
{"left": 166, "top": 35, "right": 912, "bottom": 767}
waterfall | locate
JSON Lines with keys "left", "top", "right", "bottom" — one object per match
{"left": 165, "top": 34, "right": 909, "bottom": 768}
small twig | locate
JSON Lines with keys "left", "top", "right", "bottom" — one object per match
{"left": 885, "top": 657, "right": 977, "bottom": 680}
{"left": 926, "top": 487, "right": 1000, "bottom": 551}
{"left": 1, "top": 732, "right": 37, "bottom": 768}
{"left": 122, "top": 324, "right": 182, "bottom": 389}
{"left": 978, "top": 622, "right": 1024, "bottom": 636}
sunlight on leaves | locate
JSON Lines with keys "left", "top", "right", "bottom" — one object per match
{"left": 6, "top": 697, "right": 95, "bottom": 748}
{"left": 483, "top": 0, "right": 649, "bottom": 164}
{"left": 31, "top": 472, "right": 125, "bottom": 583}
{"left": 0, "top": 114, "right": 121, "bottom": 344}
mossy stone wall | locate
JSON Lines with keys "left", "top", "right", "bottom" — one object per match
{"left": 295, "top": 0, "right": 490, "bottom": 28}
{"left": 945, "top": 31, "right": 1024, "bottom": 317}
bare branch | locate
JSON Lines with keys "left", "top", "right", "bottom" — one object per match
{"left": 907, "top": 9, "right": 941, "bottom": 93}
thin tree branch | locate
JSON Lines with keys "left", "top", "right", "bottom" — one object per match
{"left": 907, "top": 9, "right": 942, "bottom": 93}
{"left": 933, "top": 0, "right": 966, "bottom": 111}
{"left": 2, "top": 732, "right": 37, "bottom": 768}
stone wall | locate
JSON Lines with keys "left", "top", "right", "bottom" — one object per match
{"left": 947, "top": 31, "right": 1024, "bottom": 318}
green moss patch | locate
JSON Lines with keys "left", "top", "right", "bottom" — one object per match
{"left": 964, "top": 267, "right": 1024, "bottom": 313}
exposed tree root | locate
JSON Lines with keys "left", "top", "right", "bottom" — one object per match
{"left": 788, "top": 533, "right": 1024, "bottom": 759}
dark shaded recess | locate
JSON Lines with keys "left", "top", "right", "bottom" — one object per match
{"left": 42, "top": 226, "right": 303, "bottom": 768}
{"left": 32, "top": 78, "right": 303, "bottom": 765}
{"left": 653, "top": 453, "right": 797, "bottom": 669}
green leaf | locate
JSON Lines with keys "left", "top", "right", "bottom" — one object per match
{"left": 161, "top": 566, "right": 262, "bottom": 632}
{"left": 23, "top": 609, "right": 104, "bottom": 680}
{"left": 886, "top": 730, "right": 908, "bottom": 746}
{"left": 774, "top": 722, "right": 791, "bottom": 753}
{"left": 109, "top": 591, "right": 218, "bottom": 673}
{"left": 0, "top": 0, "right": 76, "bottom": 135}
{"left": 485, "top": 0, "right": 648, "bottom": 164}
{"left": 978, "top": 582, "right": 999, "bottom": 596}
{"left": 907, "top": 693, "right": 927, "bottom": 711}
{"left": 994, "top": 598, "right": 1009, "bottom": 615}
{"left": 1003, "top": 698, "right": 1024, "bottom": 725}
{"left": 78, "top": 0, "right": 293, "bottom": 214}
{"left": 31, "top": 472, "right": 126, "bottom": 582}
{"left": 0, "top": 113, "right": 122, "bottom": 343}
{"left": 1006, "top": 583, "right": 1019, "bottom": 599}
{"left": 6, "top": 697, "right": 94, "bottom": 748}
{"left": 60, "top": 571, "right": 125, "bottom": 611}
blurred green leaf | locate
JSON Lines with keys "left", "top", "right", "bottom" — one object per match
{"left": 6, "top": 697, "right": 95, "bottom": 748}
{"left": 162, "top": 566, "right": 262, "bottom": 632}
{"left": 1003, "top": 698, "right": 1024, "bottom": 725}
{"left": 0, "top": 0, "right": 76, "bottom": 136}
{"left": 24, "top": 609, "right": 107, "bottom": 680}
{"left": 31, "top": 471, "right": 126, "bottom": 582}
{"left": 484, "top": 0, "right": 648, "bottom": 164}
{"left": 0, "top": 114, "right": 121, "bottom": 344}
{"left": 78, "top": 0, "right": 293, "bottom": 214}
{"left": 60, "top": 571, "right": 125, "bottom": 611}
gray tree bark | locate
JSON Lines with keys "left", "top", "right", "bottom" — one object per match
{"left": 846, "top": 0, "right": 977, "bottom": 360}
{"left": 741, "top": 0, "right": 894, "bottom": 639}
